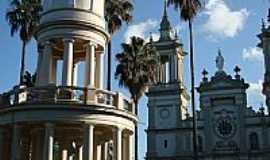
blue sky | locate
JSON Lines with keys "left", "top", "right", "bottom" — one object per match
{"left": 0, "top": 0, "right": 269, "bottom": 159}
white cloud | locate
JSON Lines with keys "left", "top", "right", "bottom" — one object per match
{"left": 124, "top": 19, "right": 159, "bottom": 43}
{"left": 203, "top": 0, "right": 249, "bottom": 39}
{"left": 247, "top": 80, "right": 265, "bottom": 108}
{"left": 248, "top": 80, "right": 263, "bottom": 94}
{"left": 242, "top": 47, "right": 263, "bottom": 61}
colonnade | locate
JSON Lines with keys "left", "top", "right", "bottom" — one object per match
{"left": 156, "top": 54, "right": 184, "bottom": 83}
{"left": 0, "top": 123, "right": 133, "bottom": 160}
{"left": 36, "top": 38, "right": 104, "bottom": 89}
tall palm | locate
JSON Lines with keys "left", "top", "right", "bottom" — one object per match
{"left": 105, "top": 0, "right": 134, "bottom": 91}
{"left": 167, "top": 0, "right": 201, "bottom": 159}
{"left": 6, "top": 0, "right": 42, "bottom": 85}
{"left": 115, "top": 36, "right": 158, "bottom": 160}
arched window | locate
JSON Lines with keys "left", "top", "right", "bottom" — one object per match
{"left": 198, "top": 136, "right": 203, "bottom": 152}
{"left": 164, "top": 140, "right": 168, "bottom": 149}
{"left": 249, "top": 132, "right": 259, "bottom": 150}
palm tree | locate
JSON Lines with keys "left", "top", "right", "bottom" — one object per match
{"left": 105, "top": 0, "right": 134, "bottom": 91}
{"left": 6, "top": 0, "right": 42, "bottom": 85}
{"left": 115, "top": 36, "right": 158, "bottom": 160}
{"left": 167, "top": 0, "right": 201, "bottom": 159}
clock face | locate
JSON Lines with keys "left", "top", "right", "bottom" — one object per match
{"left": 159, "top": 109, "right": 170, "bottom": 119}
{"left": 214, "top": 117, "right": 236, "bottom": 139}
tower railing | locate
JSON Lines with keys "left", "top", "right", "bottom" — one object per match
{"left": 0, "top": 86, "right": 134, "bottom": 114}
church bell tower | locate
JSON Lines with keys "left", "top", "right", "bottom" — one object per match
{"left": 146, "top": 2, "right": 189, "bottom": 160}
{"left": 258, "top": 9, "right": 270, "bottom": 114}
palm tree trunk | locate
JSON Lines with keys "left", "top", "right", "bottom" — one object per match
{"left": 107, "top": 40, "right": 112, "bottom": 91}
{"left": 19, "top": 41, "right": 26, "bottom": 85}
{"left": 189, "top": 19, "right": 198, "bottom": 160}
{"left": 135, "top": 101, "right": 138, "bottom": 160}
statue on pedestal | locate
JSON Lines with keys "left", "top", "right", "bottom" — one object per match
{"left": 216, "top": 49, "right": 224, "bottom": 72}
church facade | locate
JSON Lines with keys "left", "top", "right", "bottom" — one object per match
{"left": 146, "top": 5, "right": 270, "bottom": 160}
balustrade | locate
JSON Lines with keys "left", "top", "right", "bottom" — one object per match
{"left": 0, "top": 86, "right": 134, "bottom": 113}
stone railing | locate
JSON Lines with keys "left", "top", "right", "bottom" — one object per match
{"left": 0, "top": 86, "right": 134, "bottom": 114}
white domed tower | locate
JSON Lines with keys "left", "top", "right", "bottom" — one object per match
{"left": 0, "top": 1, "right": 137, "bottom": 160}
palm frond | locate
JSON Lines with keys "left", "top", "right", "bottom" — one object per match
{"left": 167, "top": 0, "right": 201, "bottom": 21}
{"left": 105, "top": 0, "right": 134, "bottom": 34}
{"left": 115, "top": 36, "right": 159, "bottom": 103}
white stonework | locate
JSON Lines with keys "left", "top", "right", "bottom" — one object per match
{"left": 0, "top": 1, "right": 136, "bottom": 160}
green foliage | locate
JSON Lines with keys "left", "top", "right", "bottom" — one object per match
{"left": 167, "top": 0, "right": 201, "bottom": 21}
{"left": 6, "top": 0, "right": 42, "bottom": 84}
{"left": 115, "top": 36, "right": 158, "bottom": 105}
{"left": 6, "top": 0, "right": 42, "bottom": 42}
{"left": 105, "top": 0, "right": 134, "bottom": 35}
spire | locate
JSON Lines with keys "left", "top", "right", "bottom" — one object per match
{"left": 163, "top": 0, "right": 168, "bottom": 18}
{"left": 159, "top": 0, "right": 172, "bottom": 41}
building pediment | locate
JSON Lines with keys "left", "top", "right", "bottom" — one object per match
{"left": 198, "top": 71, "right": 249, "bottom": 92}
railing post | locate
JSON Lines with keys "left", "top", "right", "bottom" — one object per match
{"left": 84, "top": 87, "right": 88, "bottom": 105}
{"left": 116, "top": 93, "right": 124, "bottom": 110}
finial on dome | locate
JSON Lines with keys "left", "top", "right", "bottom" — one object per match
{"left": 234, "top": 65, "right": 241, "bottom": 79}
{"left": 202, "top": 68, "right": 208, "bottom": 82}
{"left": 174, "top": 28, "right": 178, "bottom": 39}
{"left": 150, "top": 32, "right": 153, "bottom": 42}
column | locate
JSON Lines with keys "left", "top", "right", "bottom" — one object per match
{"left": 43, "top": 123, "right": 54, "bottom": 160}
{"left": 11, "top": 125, "right": 21, "bottom": 160}
{"left": 21, "top": 136, "right": 31, "bottom": 160}
{"left": 95, "top": 53, "right": 104, "bottom": 89}
{"left": 160, "top": 64, "right": 164, "bottom": 83}
{"left": 84, "top": 42, "right": 96, "bottom": 87}
{"left": 116, "top": 127, "right": 123, "bottom": 160}
{"left": 50, "top": 58, "right": 57, "bottom": 84}
{"left": 122, "top": 133, "right": 129, "bottom": 160}
{"left": 129, "top": 133, "right": 134, "bottom": 160}
{"left": 38, "top": 41, "right": 53, "bottom": 86}
{"left": 36, "top": 47, "right": 43, "bottom": 85}
{"left": 62, "top": 38, "right": 75, "bottom": 86}
{"left": 178, "top": 57, "right": 183, "bottom": 82}
{"left": 73, "top": 63, "right": 79, "bottom": 86}
{"left": 62, "top": 149, "right": 68, "bottom": 160}
{"left": 78, "top": 145, "right": 83, "bottom": 160}
{"left": 170, "top": 54, "right": 176, "bottom": 82}
{"left": 96, "top": 144, "right": 102, "bottom": 160}
{"left": 83, "top": 124, "right": 94, "bottom": 160}
{"left": 165, "top": 62, "right": 169, "bottom": 83}
{"left": 32, "top": 129, "right": 43, "bottom": 160}
{"left": 0, "top": 128, "right": 4, "bottom": 160}
{"left": 102, "top": 142, "right": 108, "bottom": 160}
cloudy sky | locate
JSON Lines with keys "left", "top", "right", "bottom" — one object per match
{"left": 0, "top": 0, "right": 269, "bottom": 159}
